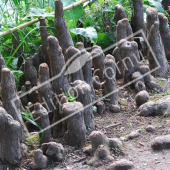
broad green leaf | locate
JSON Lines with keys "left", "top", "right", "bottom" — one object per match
{"left": 143, "top": 0, "right": 164, "bottom": 12}
{"left": 28, "top": 8, "right": 53, "bottom": 17}
{"left": 70, "top": 27, "right": 97, "bottom": 43}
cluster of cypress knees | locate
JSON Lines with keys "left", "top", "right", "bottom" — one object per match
{"left": 0, "top": 0, "right": 170, "bottom": 169}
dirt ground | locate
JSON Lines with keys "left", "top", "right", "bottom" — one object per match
{"left": 1, "top": 79, "right": 170, "bottom": 170}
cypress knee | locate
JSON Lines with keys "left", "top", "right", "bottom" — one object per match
{"left": 66, "top": 46, "right": 84, "bottom": 82}
{"left": 0, "top": 107, "right": 22, "bottom": 166}
{"left": 104, "top": 55, "right": 119, "bottom": 113}
{"left": 24, "top": 57, "right": 38, "bottom": 87}
{"left": 47, "top": 36, "right": 71, "bottom": 94}
{"left": 91, "top": 45, "right": 105, "bottom": 82}
{"left": 73, "top": 80, "right": 95, "bottom": 134}
{"left": 116, "top": 19, "right": 134, "bottom": 42}
{"left": 114, "top": 4, "right": 127, "bottom": 24}
{"left": 34, "top": 103, "right": 51, "bottom": 144}
{"left": 62, "top": 102, "right": 86, "bottom": 148}
{"left": 148, "top": 22, "right": 169, "bottom": 77}
{"left": 39, "top": 18, "right": 50, "bottom": 67}
{"left": 55, "top": 0, "right": 74, "bottom": 61}
{"left": 158, "top": 13, "right": 170, "bottom": 60}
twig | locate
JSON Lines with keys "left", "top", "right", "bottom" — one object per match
{"left": 73, "top": 156, "right": 86, "bottom": 163}
{"left": 0, "top": 0, "right": 90, "bottom": 37}
{"left": 105, "top": 122, "right": 122, "bottom": 129}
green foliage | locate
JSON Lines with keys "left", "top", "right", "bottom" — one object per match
{"left": 65, "top": 92, "right": 76, "bottom": 102}
{"left": 93, "top": 106, "right": 97, "bottom": 112}
{"left": 21, "top": 110, "right": 44, "bottom": 142}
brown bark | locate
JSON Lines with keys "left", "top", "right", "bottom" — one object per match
{"left": 62, "top": 102, "right": 86, "bottom": 147}
{"left": 0, "top": 107, "right": 21, "bottom": 166}
{"left": 66, "top": 46, "right": 84, "bottom": 82}
{"left": 146, "top": 7, "right": 158, "bottom": 37}
{"left": 0, "top": 51, "right": 7, "bottom": 81}
{"left": 96, "top": 101, "right": 105, "bottom": 115}
{"left": 116, "top": 19, "right": 134, "bottom": 42}
{"left": 93, "top": 76, "right": 102, "bottom": 90}
{"left": 76, "top": 42, "right": 95, "bottom": 95}
{"left": 12, "top": 31, "right": 23, "bottom": 68}
{"left": 32, "top": 53, "right": 40, "bottom": 72}
{"left": 104, "top": 55, "right": 119, "bottom": 112}
{"left": 38, "top": 63, "right": 54, "bottom": 122}
{"left": 29, "top": 149, "right": 47, "bottom": 169}
{"left": 55, "top": 0, "right": 74, "bottom": 61}
{"left": 132, "top": 0, "right": 146, "bottom": 35}
{"left": 158, "top": 13, "right": 170, "bottom": 60}
{"left": 39, "top": 18, "right": 50, "bottom": 68}
{"left": 41, "top": 142, "right": 64, "bottom": 162}
{"left": 1, "top": 68, "right": 23, "bottom": 124}
{"left": 120, "top": 39, "right": 140, "bottom": 83}
{"left": 29, "top": 86, "right": 39, "bottom": 104}
{"left": 47, "top": 36, "right": 71, "bottom": 94}
{"left": 139, "top": 65, "right": 157, "bottom": 90}
{"left": 91, "top": 45, "right": 105, "bottom": 82}
{"left": 138, "top": 95, "right": 170, "bottom": 117}
{"left": 114, "top": 4, "right": 127, "bottom": 24}
{"left": 20, "top": 85, "right": 28, "bottom": 107}
{"left": 147, "top": 22, "right": 169, "bottom": 77}
{"left": 24, "top": 57, "right": 38, "bottom": 87}
{"left": 73, "top": 80, "right": 95, "bottom": 134}
{"left": 34, "top": 103, "right": 51, "bottom": 144}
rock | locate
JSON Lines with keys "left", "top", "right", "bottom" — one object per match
{"left": 135, "top": 90, "right": 149, "bottom": 107}
{"left": 29, "top": 149, "right": 48, "bottom": 169}
{"left": 83, "top": 146, "right": 92, "bottom": 156}
{"left": 110, "top": 105, "right": 120, "bottom": 113}
{"left": 107, "top": 159, "right": 134, "bottom": 170}
{"left": 145, "top": 125, "right": 155, "bottom": 132}
{"left": 88, "top": 145, "right": 114, "bottom": 167}
{"left": 127, "top": 130, "right": 139, "bottom": 140}
{"left": 151, "top": 135, "right": 170, "bottom": 150}
{"left": 109, "top": 138, "right": 122, "bottom": 149}
{"left": 21, "top": 143, "right": 28, "bottom": 152}
{"left": 41, "top": 142, "right": 64, "bottom": 162}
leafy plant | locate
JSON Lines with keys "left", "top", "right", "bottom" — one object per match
{"left": 65, "top": 92, "right": 76, "bottom": 102}
{"left": 21, "top": 110, "right": 44, "bottom": 142}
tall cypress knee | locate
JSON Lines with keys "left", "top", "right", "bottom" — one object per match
{"left": 55, "top": 0, "right": 74, "bottom": 61}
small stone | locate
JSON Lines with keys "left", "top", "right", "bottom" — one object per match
{"left": 120, "top": 137, "right": 127, "bottom": 141}
{"left": 145, "top": 125, "right": 155, "bottom": 132}
{"left": 127, "top": 131, "right": 139, "bottom": 140}
{"left": 109, "top": 138, "right": 122, "bottom": 149}
{"left": 110, "top": 105, "right": 120, "bottom": 113}
{"left": 151, "top": 135, "right": 170, "bottom": 150}
{"left": 83, "top": 146, "right": 92, "bottom": 155}
{"left": 135, "top": 90, "right": 149, "bottom": 107}
{"left": 107, "top": 159, "right": 134, "bottom": 170}
{"left": 21, "top": 143, "right": 28, "bottom": 152}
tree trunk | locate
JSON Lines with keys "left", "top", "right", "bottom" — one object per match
{"left": 0, "top": 107, "right": 21, "bottom": 166}
{"left": 55, "top": 0, "right": 74, "bottom": 62}
{"left": 62, "top": 102, "right": 86, "bottom": 148}
{"left": 0, "top": 51, "right": 7, "bottom": 82}
{"left": 132, "top": 0, "right": 146, "bottom": 36}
